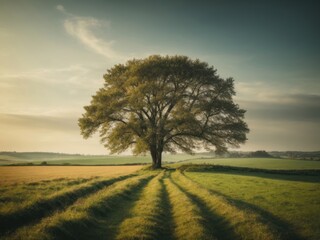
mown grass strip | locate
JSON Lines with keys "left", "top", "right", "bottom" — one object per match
{"left": 116, "top": 171, "right": 166, "bottom": 240}
{"left": 164, "top": 174, "right": 215, "bottom": 240}
{"left": 3, "top": 173, "right": 156, "bottom": 240}
{"left": 0, "top": 174, "right": 136, "bottom": 235}
{"left": 0, "top": 177, "right": 96, "bottom": 212}
{"left": 173, "top": 171, "right": 282, "bottom": 240}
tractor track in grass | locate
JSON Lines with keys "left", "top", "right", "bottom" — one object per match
{"left": 1, "top": 168, "right": 313, "bottom": 240}
{"left": 169, "top": 175, "right": 238, "bottom": 240}
{"left": 0, "top": 173, "right": 138, "bottom": 236}
{"left": 116, "top": 171, "right": 167, "bottom": 240}
{"left": 165, "top": 172, "right": 215, "bottom": 240}
{"left": 172, "top": 170, "right": 287, "bottom": 240}
{"left": 2, "top": 173, "right": 156, "bottom": 240}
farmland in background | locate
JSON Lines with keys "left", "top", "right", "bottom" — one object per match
{"left": 0, "top": 152, "right": 210, "bottom": 165}
{"left": 1, "top": 152, "right": 320, "bottom": 170}
{"left": 0, "top": 166, "right": 143, "bottom": 185}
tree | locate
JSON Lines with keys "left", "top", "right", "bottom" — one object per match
{"left": 79, "top": 55, "right": 249, "bottom": 169}
{"left": 250, "top": 150, "right": 273, "bottom": 158}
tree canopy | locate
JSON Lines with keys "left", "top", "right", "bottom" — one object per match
{"left": 79, "top": 55, "right": 249, "bottom": 168}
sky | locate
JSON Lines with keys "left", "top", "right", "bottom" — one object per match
{"left": 0, "top": 0, "right": 319, "bottom": 154}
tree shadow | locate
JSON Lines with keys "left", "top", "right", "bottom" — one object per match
{"left": 157, "top": 172, "right": 175, "bottom": 240}
{"left": 184, "top": 165, "right": 320, "bottom": 183}
{"left": 203, "top": 186, "right": 305, "bottom": 240}
{"left": 170, "top": 176, "right": 240, "bottom": 240}
{"left": 208, "top": 170, "right": 320, "bottom": 183}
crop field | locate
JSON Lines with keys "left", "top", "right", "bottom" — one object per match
{"left": 1, "top": 164, "right": 319, "bottom": 240}
{"left": 0, "top": 166, "right": 143, "bottom": 185}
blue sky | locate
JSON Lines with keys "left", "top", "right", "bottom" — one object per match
{"left": 0, "top": 0, "right": 319, "bottom": 154}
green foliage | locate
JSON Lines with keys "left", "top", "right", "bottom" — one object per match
{"left": 79, "top": 55, "right": 249, "bottom": 168}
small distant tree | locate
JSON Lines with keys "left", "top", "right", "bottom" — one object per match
{"left": 79, "top": 55, "right": 249, "bottom": 169}
{"left": 250, "top": 150, "right": 272, "bottom": 158}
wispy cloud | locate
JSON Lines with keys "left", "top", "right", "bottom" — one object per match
{"left": 0, "top": 113, "right": 106, "bottom": 154}
{"left": 57, "top": 5, "right": 123, "bottom": 60}
{"left": 0, "top": 64, "right": 101, "bottom": 88}
{"left": 0, "top": 64, "right": 105, "bottom": 117}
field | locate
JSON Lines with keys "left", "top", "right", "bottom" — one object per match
{"left": 0, "top": 166, "right": 143, "bottom": 185}
{"left": 178, "top": 157, "right": 320, "bottom": 169}
{"left": 0, "top": 160, "right": 319, "bottom": 240}
{"left": 0, "top": 152, "right": 208, "bottom": 165}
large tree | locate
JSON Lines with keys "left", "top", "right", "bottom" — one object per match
{"left": 79, "top": 55, "right": 249, "bottom": 169}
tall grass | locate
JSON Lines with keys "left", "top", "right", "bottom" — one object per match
{"left": 3, "top": 173, "right": 156, "bottom": 240}
{"left": 116, "top": 171, "right": 165, "bottom": 240}
{"left": 0, "top": 177, "right": 97, "bottom": 214}
{"left": 0, "top": 173, "right": 137, "bottom": 235}
{"left": 164, "top": 173, "right": 215, "bottom": 240}
{"left": 172, "top": 170, "right": 282, "bottom": 240}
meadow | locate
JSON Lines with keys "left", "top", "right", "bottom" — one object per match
{"left": 0, "top": 166, "right": 143, "bottom": 185}
{"left": 0, "top": 158, "right": 319, "bottom": 240}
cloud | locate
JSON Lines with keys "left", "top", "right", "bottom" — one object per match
{"left": 0, "top": 64, "right": 106, "bottom": 116}
{"left": 56, "top": 4, "right": 66, "bottom": 13}
{"left": 57, "top": 5, "right": 123, "bottom": 60}
{"left": 234, "top": 81, "right": 320, "bottom": 122}
{"left": 0, "top": 113, "right": 77, "bottom": 132}
{"left": 0, "top": 64, "right": 103, "bottom": 89}
{"left": 240, "top": 93, "right": 320, "bottom": 122}
{"left": 241, "top": 119, "right": 320, "bottom": 151}
{"left": 0, "top": 113, "right": 106, "bottom": 154}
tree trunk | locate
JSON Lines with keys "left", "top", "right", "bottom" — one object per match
{"left": 150, "top": 146, "right": 162, "bottom": 169}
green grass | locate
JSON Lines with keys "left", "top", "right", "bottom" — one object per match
{"left": 0, "top": 174, "right": 137, "bottom": 235}
{"left": 116, "top": 171, "right": 166, "bottom": 240}
{"left": 0, "top": 177, "right": 95, "bottom": 214}
{"left": 185, "top": 170, "right": 320, "bottom": 240}
{"left": 179, "top": 157, "right": 320, "bottom": 169}
{"left": 3, "top": 173, "right": 156, "bottom": 240}
{"left": 165, "top": 173, "right": 214, "bottom": 240}
{"left": 172, "top": 171, "right": 282, "bottom": 240}
{"left": 1, "top": 164, "right": 319, "bottom": 240}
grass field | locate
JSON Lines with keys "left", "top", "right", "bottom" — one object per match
{"left": 184, "top": 169, "right": 320, "bottom": 240}
{"left": 179, "top": 157, "right": 320, "bottom": 169}
{"left": 0, "top": 162, "right": 319, "bottom": 240}
{"left": 0, "top": 166, "right": 143, "bottom": 185}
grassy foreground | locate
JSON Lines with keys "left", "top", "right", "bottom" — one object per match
{"left": 0, "top": 164, "right": 319, "bottom": 240}
{"left": 185, "top": 169, "right": 320, "bottom": 240}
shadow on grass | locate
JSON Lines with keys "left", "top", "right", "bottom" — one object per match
{"left": 182, "top": 165, "right": 320, "bottom": 183}
{"left": 156, "top": 171, "right": 175, "bottom": 240}
{"left": 210, "top": 188, "right": 305, "bottom": 240}
{"left": 44, "top": 176, "right": 153, "bottom": 240}
{"left": 170, "top": 176, "right": 239, "bottom": 240}
{"left": 0, "top": 174, "right": 136, "bottom": 236}
{"left": 181, "top": 172, "right": 305, "bottom": 240}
